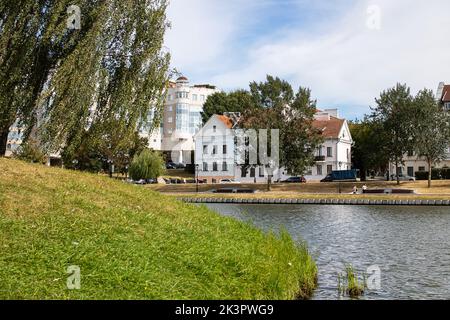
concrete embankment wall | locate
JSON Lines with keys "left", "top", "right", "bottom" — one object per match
{"left": 180, "top": 198, "right": 450, "bottom": 206}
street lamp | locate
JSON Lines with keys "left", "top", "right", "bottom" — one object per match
{"left": 195, "top": 163, "right": 200, "bottom": 193}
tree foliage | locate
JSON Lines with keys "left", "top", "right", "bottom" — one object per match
{"left": 201, "top": 90, "right": 255, "bottom": 123}
{"left": 129, "top": 149, "right": 165, "bottom": 181}
{"left": 0, "top": 0, "right": 171, "bottom": 159}
{"left": 349, "top": 118, "right": 389, "bottom": 180}
{"left": 371, "top": 83, "right": 415, "bottom": 184}
{"left": 242, "top": 75, "right": 323, "bottom": 177}
{"left": 412, "top": 89, "right": 450, "bottom": 187}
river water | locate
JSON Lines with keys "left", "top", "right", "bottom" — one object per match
{"left": 203, "top": 204, "right": 450, "bottom": 300}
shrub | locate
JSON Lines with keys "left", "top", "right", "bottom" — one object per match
{"left": 441, "top": 168, "right": 450, "bottom": 180}
{"left": 415, "top": 171, "right": 428, "bottom": 180}
{"left": 13, "top": 138, "right": 47, "bottom": 164}
{"left": 415, "top": 169, "right": 444, "bottom": 180}
{"left": 129, "top": 149, "right": 165, "bottom": 181}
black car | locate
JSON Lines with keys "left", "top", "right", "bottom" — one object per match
{"left": 282, "top": 176, "right": 306, "bottom": 183}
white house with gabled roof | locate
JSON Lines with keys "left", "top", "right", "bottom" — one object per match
{"left": 194, "top": 108, "right": 353, "bottom": 183}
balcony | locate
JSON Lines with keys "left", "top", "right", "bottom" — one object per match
{"left": 315, "top": 155, "right": 326, "bottom": 162}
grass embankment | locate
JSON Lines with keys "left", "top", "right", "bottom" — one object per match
{"left": 148, "top": 180, "right": 450, "bottom": 201}
{"left": 0, "top": 158, "right": 317, "bottom": 299}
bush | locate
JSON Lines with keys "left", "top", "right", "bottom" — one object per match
{"left": 415, "top": 169, "right": 445, "bottom": 180}
{"left": 13, "top": 138, "right": 47, "bottom": 164}
{"left": 129, "top": 149, "right": 165, "bottom": 181}
{"left": 415, "top": 171, "right": 428, "bottom": 180}
{"left": 441, "top": 168, "right": 450, "bottom": 180}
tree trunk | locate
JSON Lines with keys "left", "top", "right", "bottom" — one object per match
{"left": 267, "top": 175, "right": 272, "bottom": 191}
{"left": 428, "top": 159, "right": 432, "bottom": 188}
{"left": 395, "top": 160, "right": 400, "bottom": 185}
{"left": 0, "top": 127, "right": 9, "bottom": 157}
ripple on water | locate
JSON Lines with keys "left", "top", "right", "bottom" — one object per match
{"left": 204, "top": 204, "right": 450, "bottom": 300}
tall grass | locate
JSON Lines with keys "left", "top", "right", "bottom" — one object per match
{"left": 337, "top": 264, "right": 364, "bottom": 298}
{"left": 0, "top": 158, "right": 317, "bottom": 299}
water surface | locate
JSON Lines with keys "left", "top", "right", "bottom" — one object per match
{"left": 204, "top": 204, "right": 450, "bottom": 300}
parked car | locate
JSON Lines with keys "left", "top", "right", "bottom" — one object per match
{"left": 166, "top": 162, "right": 177, "bottom": 169}
{"left": 219, "top": 179, "right": 240, "bottom": 184}
{"left": 281, "top": 176, "right": 306, "bottom": 183}
{"left": 167, "top": 161, "right": 186, "bottom": 169}
{"left": 321, "top": 170, "right": 360, "bottom": 182}
{"left": 390, "top": 174, "right": 416, "bottom": 181}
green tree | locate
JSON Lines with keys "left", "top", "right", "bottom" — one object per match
{"left": 412, "top": 89, "right": 450, "bottom": 188}
{"left": 129, "top": 149, "right": 165, "bottom": 181}
{"left": 0, "top": 0, "right": 103, "bottom": 156}
{"left": 0, "top": 1, "right": 171, "bottom": 159}
{"left": 242, "top": 75, "right": 323, "bottom": 189}
{"left": 349, "top": 118, "right": 389, "bottom": 180}
{"left": 201, "top": 90, "right": 255, "bottom": 123}
{"left": 371, "top": 83, "right": 415, "bottom": 185}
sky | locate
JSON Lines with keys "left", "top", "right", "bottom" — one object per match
{"left": 164, "top": 0, "right": 450, "bottom": 120}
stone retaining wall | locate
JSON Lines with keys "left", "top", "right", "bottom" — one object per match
{"left": 180, "top": 197, "right": 450, "bottom": 206}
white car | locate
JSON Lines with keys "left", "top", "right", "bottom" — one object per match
{"left": 390, "top": 174, "right": 416, "bottom": 181}
{"left": 219, "top": 179, "right": 240, "bottom": 184}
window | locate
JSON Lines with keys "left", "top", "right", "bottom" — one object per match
{"left": 212, "top": 145, "right": 217, "bottom": 155}
{"left": 250, "top": 167, "right": 256, "bottom": 178}
{"left": 445, "top": 102, "right": 450, "bottom": 111}
{"left": 203, "top": 145, "right": 208, "bottom": 154}
{"left": 306, "top": 169, "right": 313, "bottom": 175}
{"left": 346, "top": 149, "right": 349, "bottom": 160}
{"left": 192, "top": 94, "right": 198, "bottom": 101}
{"left": 223, "top": 145, "right": 227, "bottom": 154}
{"left": 407, "top": 150, "right": 414, "bottom": 157}
{"left": 327, "top": 165, "right": 333, "bottom": 174}
{"left": 407, "top": 167, "right": 414, "bottom": 177}
{"left": 213, "top": 162, "right": 218, "bottom": 171}
{"left": 168, "top": 117, "right": 173, "bottom": 123}
{"left": 200, "top": 95, "right": 205, "bottom": 101}
{"left": 213, "top": 125, "right": 217, "bottom": 133}
{"left": 259, "top": 166, "right": 265, "bottom": 177}
{"left": 317, "top": 165, "right": 323, "bottom": 175}
{"left": 167, "top": 94, "right": 172, "bottom": 101}
{"left": 419, "top": 166, "right": 426, "bottom": 172}
{"left": 203, "top": 162, "right": 208, "bottom": 171}
{"left": 176, "top": 91, "right": 189, "bottom": 99}
{"left": 222, "top": 162, "right": 228, "bottom": 171}
{"left": 167, "top": 105, "right": 173, "bottom": 112}
{"left": 327, "top": 147, "right": 333, "bottom": 157}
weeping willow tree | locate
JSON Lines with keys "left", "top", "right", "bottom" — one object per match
{"left": 0, "top": 0, "right": 171, "bottom": 159}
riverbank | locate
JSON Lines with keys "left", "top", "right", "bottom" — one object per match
{"left": 180, "top": 196, "right": 450, "bottom": 206}
{"left": 0, "top": 158, "right": 317, "bottom": 299}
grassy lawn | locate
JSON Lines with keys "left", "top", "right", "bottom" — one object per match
{"left": 147, "top": 180, "right": 450, "bottom": 200}
{"left": 0, "top": 158, "right": 317, "bottom": 300}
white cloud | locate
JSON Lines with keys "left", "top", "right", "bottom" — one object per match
{"left": 166, "top": 0, "right": 450, "bottom": 119}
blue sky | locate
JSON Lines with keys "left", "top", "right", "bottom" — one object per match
{"left": 165, "top": 0, "right": 450, "bottom": 120}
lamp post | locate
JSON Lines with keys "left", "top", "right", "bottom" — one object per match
{"left": 195, "top": 163, "right": 199, "bottom": 193}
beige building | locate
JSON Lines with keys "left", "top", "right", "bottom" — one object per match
{"left": 144, "top": 76, "right": 218, "bottom": 164}
{"left": 390, "top": 82, "right": 450, "bottom": 177}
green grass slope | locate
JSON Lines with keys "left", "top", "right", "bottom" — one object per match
{"left": 0, "top": 158, "right": 317, "bottom": 299}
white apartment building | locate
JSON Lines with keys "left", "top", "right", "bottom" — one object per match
{"left": 194, "top": 109, "right": 353, "bottom": 183}
{"left": 390, "top": 82, "right": 450, "bottom": 177}
{"left": 143, "top": 76, "right": 218, "bottom": 164}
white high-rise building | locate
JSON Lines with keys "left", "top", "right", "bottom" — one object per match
{"left": 144, "top": 76, "right": 218, "bottom": 164}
